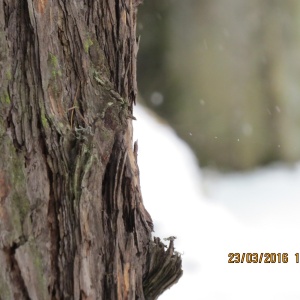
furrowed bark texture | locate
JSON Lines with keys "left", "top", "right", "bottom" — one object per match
{"left": 0, "top": 0, "right": 182, "bottom": 299}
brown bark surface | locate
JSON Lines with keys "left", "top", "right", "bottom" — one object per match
{"left": 0, "top": 1, "right": 182, "bottom": 299}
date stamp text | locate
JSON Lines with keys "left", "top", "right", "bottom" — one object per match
{"left": 228, "top": 253, "right": 300, "bottom": 263}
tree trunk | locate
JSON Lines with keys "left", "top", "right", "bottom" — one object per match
{"left": 0, "top": 1, "right": 182, "bottom": 299}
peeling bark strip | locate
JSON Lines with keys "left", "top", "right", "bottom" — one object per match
{"left": 0, "top": 0, "right": 182, "bottom": 299}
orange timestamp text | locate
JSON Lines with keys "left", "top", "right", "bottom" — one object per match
{"left": 228, "top": 253, "right": 288, "bottom": 263}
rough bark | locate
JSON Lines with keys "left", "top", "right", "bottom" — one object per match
{"left": 0, "top": 1, "right": 182, "bottom": 299}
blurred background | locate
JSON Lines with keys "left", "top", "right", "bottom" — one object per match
{"left": 134, "top": 1, "right": 300, "bottom": 299}
{"left": 137, "top": 0, "right": 300, "bottom": 171}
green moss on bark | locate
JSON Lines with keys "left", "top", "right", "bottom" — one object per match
{"left": 84, "top": 38, "right": 93, "bottom": 53}
{"left": 7, "top": 138, "right": 30, "bottom": 227}
{"left": 0, "top": 91, "right": 10, "bottom": 105}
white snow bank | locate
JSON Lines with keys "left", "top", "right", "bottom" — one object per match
{"left": 133, "top": 105, "right": 300, "bottom": 300}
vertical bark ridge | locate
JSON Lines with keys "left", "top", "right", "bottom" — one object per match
{"left": 0, "top": 1, "right": 182, "bottom": 299}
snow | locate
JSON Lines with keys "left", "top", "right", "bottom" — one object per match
{"left": 133, "top": 104, "right": 300, "bottom": 300}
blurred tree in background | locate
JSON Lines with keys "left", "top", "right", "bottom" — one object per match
{"left": 138, "top": 0, "right": 300, "bottom": 170}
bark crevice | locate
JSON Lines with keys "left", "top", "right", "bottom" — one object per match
{"left": 0, "top": 1, "right": 182, "bottom": 299}
{"left": 3, "top": 240, "right": 30, "bottom": 300}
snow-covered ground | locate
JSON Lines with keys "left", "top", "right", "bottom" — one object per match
{"left": 133, "top": 104, "right": 300, "bottom": 300}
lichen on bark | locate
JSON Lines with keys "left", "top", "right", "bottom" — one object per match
{"left": 0, "top": 0, "right": 182, "bottom": 299}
